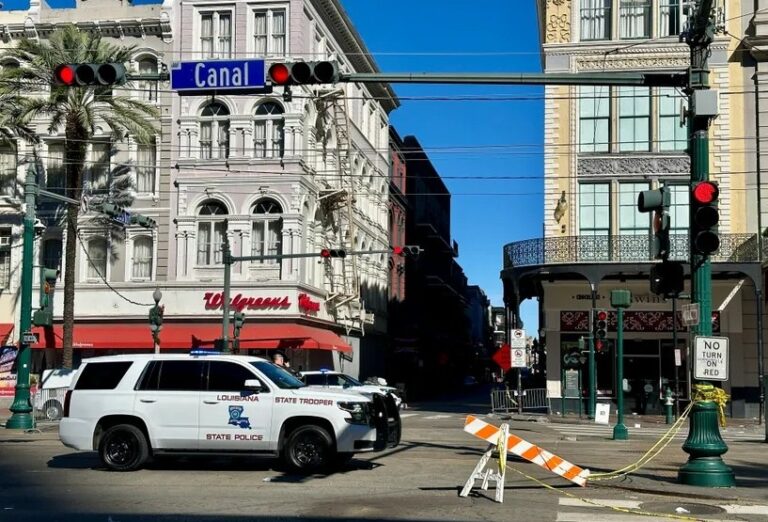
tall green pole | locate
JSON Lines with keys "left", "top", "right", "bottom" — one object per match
{"left": 221, "top": 219, "right": 231, "bottom": 353}
{"left": 6, "top": 166, "right": 36, "bottom": 430}
{"left": 588, "top": 287, "right": 597, "bottom": 418}
{"left": 678, "top": 0, "right": 734, "bottom": 487}
{"left": 613, "top": 305, "right": 628, "bottom": 440}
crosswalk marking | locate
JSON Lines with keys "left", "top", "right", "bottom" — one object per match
{"left": 557, "top": 497, "right": 768, "bottom": 520}
{"left": 423, "top": 414, "right": 453, "bottom": 420}
{"left": 398, "top": 413, "right": 419, "bottom": 418}
{"left": 546, "top": 423, "right": 761, "bottom": 441}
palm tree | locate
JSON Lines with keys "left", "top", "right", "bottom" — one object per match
{"left": 0, "top": 25, "right": 159, "bottom": 368}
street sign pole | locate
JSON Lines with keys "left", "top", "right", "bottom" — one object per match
{"left": 678, "top": 0, "right": 735, "bottom": 488}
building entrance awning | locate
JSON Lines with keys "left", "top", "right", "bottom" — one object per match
{"left": 0, "top": 323, "right": 13, "bottom": 345}
{"left": 31, "top": 322, "right": 351, "bottom": 353}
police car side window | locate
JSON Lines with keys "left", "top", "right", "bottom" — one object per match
{"left": 207, "top": 362, "right": 259, "bottom": 392}
{"left": 74, "top": 362, "right": 132, "bottom": 390}
{"left": 303, "top": 374, "right": 324, "bottom": 385}
{"left": 156, "top": 361, "right": 205, "bottom": 391}
{"left": 136, "top": 361, "right": 160, "bottom": 391}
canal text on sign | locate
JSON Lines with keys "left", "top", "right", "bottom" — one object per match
{"left": 171, "top": 59, "right": 266, "bottom": 93}
{"left": 693, "top": 336, "right": 729, "bottom": 381}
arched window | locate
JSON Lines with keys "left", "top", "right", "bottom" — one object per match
{"left": 137, "top": 56, "right": 158, "bottom": 102}
{"left": 197, "top": 201, "right": 228, "bottom": 266}
{"left": 251, "top": 198, "right": 283, "bottom": 264}
{"left": 86, "top": 237, "right": 108, "bottom": 280}
{"left": 132, "top": 237, "right": 153, "bottom": 279}
{"left": 253, "top": 101, "right": 285, "bottom": 158}
{"left": 200, "top": 103, "right": 230, "bottom": 160}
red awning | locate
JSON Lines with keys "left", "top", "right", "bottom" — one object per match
{"left": 0, "top": 323, "right": 13, "bottom": 345}
{"left": 32, "top": 322, "right": 351, "bottom": 353}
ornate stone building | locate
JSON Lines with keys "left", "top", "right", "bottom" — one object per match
{"left": 502, "top": 1, "right": 764, "bottom": 417}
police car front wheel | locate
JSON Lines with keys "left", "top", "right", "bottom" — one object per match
{"left": 283, "top": 425, "right": 334, "bottom": 472}
{"left": 99, "top": 424, "right": 150, "bottom": 472}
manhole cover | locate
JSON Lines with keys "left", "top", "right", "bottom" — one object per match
{"left": 639, "top": 502, "right": 727, "bottom": 516}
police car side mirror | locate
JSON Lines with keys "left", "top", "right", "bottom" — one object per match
{"left": 244, "top": 379, "right": 264, "bottom": 393}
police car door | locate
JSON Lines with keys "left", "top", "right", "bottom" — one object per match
{"left": 199, "top": 360, "right": 272, "bottom": 451}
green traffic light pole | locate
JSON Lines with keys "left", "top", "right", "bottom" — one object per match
{"left": 6, "top": 166, "right": 37, "bottom": 430}
{"left": 677, "top": 0, "right": 735, "bottom": 487}
{"left": 611, "top": 290, "right": 631, "bottom": 441}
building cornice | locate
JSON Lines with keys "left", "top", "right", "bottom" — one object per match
{"left": 542, "top": 39, "right": 727, "bottom": 57}
{"left": 312, "top": 0, "right": 399, "bottom": 113}
{"left": 0, "top": 17, "right": 172, "bottom": 43}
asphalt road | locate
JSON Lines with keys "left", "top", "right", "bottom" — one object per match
{"left": 1, "top": 401, "right": 767, "bottom": 522}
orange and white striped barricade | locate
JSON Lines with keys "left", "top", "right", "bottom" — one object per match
{"left": 459, "top": 423, "right": 509, "bottom": 503}
{"left": 464, "top": 415, "right": 590, "bottom": 487}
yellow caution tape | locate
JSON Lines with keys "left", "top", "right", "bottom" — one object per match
{"left": 507, "top": 464, "right": 706, "bottom": 522}
{"left": 692, "top": 383, "right": 730, "bottom": 428}
{"left": 590, "top": 402, "right": 693, "bottom": 481}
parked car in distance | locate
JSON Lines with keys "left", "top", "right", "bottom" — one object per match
{"left": 34, "top": 368, "right": 77, "bottom": 420}
{"left": 300, "top": 370, "right": 403, "bottom": 409}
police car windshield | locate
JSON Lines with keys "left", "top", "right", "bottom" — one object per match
{"left": 251, "top": 361, "right": 305, "bottom": 389}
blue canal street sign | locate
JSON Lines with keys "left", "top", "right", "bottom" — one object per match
{"left": 171, "top": 59, "right": 267, "bottom": 94}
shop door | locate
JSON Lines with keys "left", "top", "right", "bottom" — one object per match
{"left": 623, "top": 340, "right": 661, "bottom": 415}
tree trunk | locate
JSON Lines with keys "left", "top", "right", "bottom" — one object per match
{"left": 61, "top": 123, "right": 86, "bottom": 370}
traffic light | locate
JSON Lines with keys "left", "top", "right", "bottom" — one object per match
{"left": 320, "top": 248, "right": 346, "bottom": 258}
{"left": 594, "top": 309, "right": 608, "bottom": 345}
{"left": 267, "top": 61, "right": 339, "bottom": 86}
{"left": 650, "top": 260, "right": 684, "bottom": 297}
{"left": 637, "top": 186, "right": 671, "bottom": 260}
{"left": 690, "top": 181, "right": 720, "bottom": 256}
{"left": 53, "top": 63, "right": 127, "bottom": 86}
{"left": 33, "top": 268, "right": 60, "bottom": 327}
{"left": 393, "top": 245, "right": 422, "bottom": 257}
{"left": 130, "top": 214, "right": 157, "bottom": 229}
{"left": 101, "top": 203, "right": 131, "bottom": 226}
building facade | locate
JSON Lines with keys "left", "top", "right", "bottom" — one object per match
{"left": 397, "top": 135, "right": 471, "bottom": 398}
{"left": 1, "top": 0, "right": 399, "bottom": 379}
{"left": 502, "top": 0, "right": 764, "bottom": 417}
{"left": 0, "top": 0, "right": 173, "bottom": 371}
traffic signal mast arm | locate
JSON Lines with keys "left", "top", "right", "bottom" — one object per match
{"left": 336, "top": 71, "right": 688, "bottom": 88}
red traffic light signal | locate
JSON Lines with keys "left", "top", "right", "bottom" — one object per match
{"left": 596, "top": 310, "right": 607, "bottom": 321}
{"left": 393, "top": 245, "right": 421, "bottom": 257}
{"left": 53, "top": 63, "right": 127, "bottom": 87}
{"left": 692, "top": 181, "right": 719, "bottom": 204}
{"left": 320, "top": 248, "right": 346, "bottom": 258}
{"left": 54, "top": 65, "right": 76, "bottom": 86}
{"left": 691, "top": 181, "right": 720, "bottom": 255}
{"left": 267, "top": 61, "right": 339, "bottom": 86}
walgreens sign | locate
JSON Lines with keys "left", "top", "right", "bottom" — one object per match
{"left": 203, "top": 292, "right": 290, "bottom": 312}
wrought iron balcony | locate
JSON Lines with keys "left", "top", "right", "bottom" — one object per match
{"left": 503, "top": 233, "right": 760, "bottom": 269}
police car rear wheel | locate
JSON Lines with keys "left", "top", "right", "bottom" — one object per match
{"left": 284, "top": 425, "right": 333, "bottom": 472}
{"left": 99, "top": 424, "right": 149, "bottom": 472}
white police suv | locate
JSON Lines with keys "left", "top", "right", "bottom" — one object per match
{"left": 300, "top": 370, "right": 403, "bottom": 409}
{"left": 59, "top": 353, "right": 400, "bottom": 472}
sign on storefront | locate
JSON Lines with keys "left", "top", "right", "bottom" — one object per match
{"left": 694, "top": 336, "right": 729, "bottom": 381}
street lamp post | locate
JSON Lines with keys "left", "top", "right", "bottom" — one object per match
{"left": 6, "top": 166, "right": 37, "bottom": 430}
{"left": 611, "top": 289, "right": 631, "bottom": 441}
{"left": 149, "top": 288, "right": 163, "bottom": 354}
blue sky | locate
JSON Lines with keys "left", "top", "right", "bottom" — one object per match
{"left": 341, "top": 0, "right": 544, "bottom": 331}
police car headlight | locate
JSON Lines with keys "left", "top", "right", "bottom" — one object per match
{"left": 338, "top": 401, "right": 370, "bottom": 425}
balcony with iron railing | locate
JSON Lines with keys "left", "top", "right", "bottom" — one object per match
{"left": 503, "top": 233, "right": 760, "bottom": 270}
